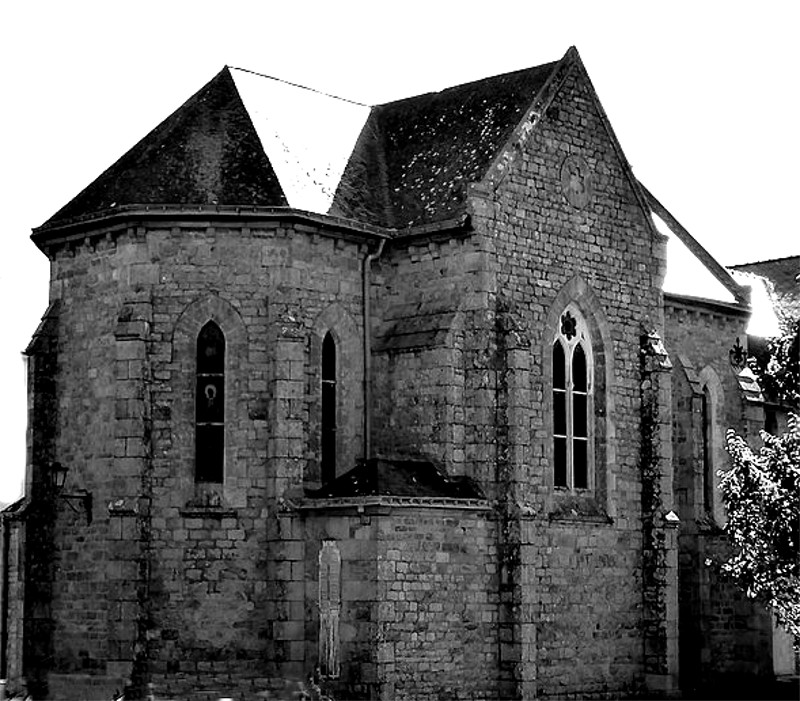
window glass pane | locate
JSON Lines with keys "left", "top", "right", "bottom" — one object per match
{"left": 573, "top": 393, "right": 587, "bottom": 438}
{"left": 322, "top": 383, "right": 336, "bottom": 427}
{"left": 196, "top": 424, "right": 224, "bottom": 483}
{"left": 573, "top": 344, "right": 587, "bottom": 392}
{"left": 322, "top": 332, "right": 337, "bottom": 483}
{"left": 197, "top": 322, "right": 225, "bottom": 373}
{"left": 553, "top": 390, "right": 566, "bottom": 436}
{"left": 702, "top": 389, "right": 712, "bottom": 512}
{"left": 553, "top": 342, "right": 566, "bottom": 390}
{"left": 322, "top": 332, "right": 336, "bottom": 381}
{"left": 196, "top": 376, "right": 224, "bottom": 423}
{"left": 322, "top": 381, "right": 337, "bottom": 484}
{"left": 574, "top": 439, "right": 587, "bottom": 488}
{"left": 554, "top": 437, "right": 567, "bottom": 487}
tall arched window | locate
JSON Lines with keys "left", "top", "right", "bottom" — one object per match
{"left": 196, "top": 321, "right": 225, "bottom": 483}
{"left": 698, "top": 366, "right": 727, "bottom": 524}
{"left": 321, "top": 332, "right": 337, "bottom": 484}
{"left": 701, "top": 386, "right": 712, "bottom": 514}
{"left": 552, "top": 308, "right": 593, "bottom": 489}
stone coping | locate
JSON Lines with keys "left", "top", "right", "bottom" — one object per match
{"left": 290, "top": 495, "right": 491, "bottom": 512}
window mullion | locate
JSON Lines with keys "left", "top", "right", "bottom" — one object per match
{"left": 566, "top": 348, "right": 574, "bottom": 489}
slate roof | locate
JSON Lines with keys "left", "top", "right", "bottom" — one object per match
{"left": 332, "top": 63, "right": 557, "bottom": 229}
{"left": 304, "top": 458, "right": 485, "bottom": 500}
{"left": 43, "top": 68, "right": 288, "bottom": 228}
{"left": 37, "top": 58, "right": 560, "bottom": 233}
{"left": 731, "top": 256, "right": 800, "bottom": 326}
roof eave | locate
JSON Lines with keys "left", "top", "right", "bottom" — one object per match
{"left": 663, "top": 291, "right": 750, "bottom": 318}
{"left": 31, "top": 204, "right": 476, "bottom": 253}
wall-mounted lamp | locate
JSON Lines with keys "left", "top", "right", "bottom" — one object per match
{"left": 48, "top": 462, "right": 93, "bottom": 525}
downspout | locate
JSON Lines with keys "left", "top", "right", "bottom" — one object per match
{"left": 363, "top": 238, "right": 386, "bottom": 460}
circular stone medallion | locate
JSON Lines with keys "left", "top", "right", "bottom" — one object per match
{"left": 560, "top": 155, "right": 593, "bottom": 209}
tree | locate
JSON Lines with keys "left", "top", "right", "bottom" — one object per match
{"left": 721, "top": 414, "right": 800, "bottom": 637}
{"left": 749, "top": 318, "right": 800, "bottom": 408}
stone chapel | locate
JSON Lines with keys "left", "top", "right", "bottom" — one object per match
{"left": 2, "top": 46, "right": 797, "bottom": 700}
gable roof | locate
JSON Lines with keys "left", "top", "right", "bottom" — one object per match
{"left": 332, "top": 62, "right": 557, "bottom": 228}
{"left": 640, "top": 183, "right": 749, "bottom": 307}
{"left": 37, "top": 56, "right": 565, "bottom": 234}
{"left": 731, "top": 256, "right": 800, "bottom": 327}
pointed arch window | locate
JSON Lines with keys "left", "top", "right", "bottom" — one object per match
{"left": 701, "top": 386, "right": 712, "bottom": 514}
{"left": 552, "top": 309, "right": 593, "bottom": 489}
{"left": 196, "top": 321, "right": 225, "bottom": 483}
{"left": 321, "top": 332, "right": 337, "bottom": 484}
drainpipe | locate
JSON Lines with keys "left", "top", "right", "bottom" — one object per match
{"left": 362, "top": 238, "right": 386, "bottom": 461}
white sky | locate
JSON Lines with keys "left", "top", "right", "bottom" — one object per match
{"left": 1, "top": 1, "right": 798, "bottom": 503}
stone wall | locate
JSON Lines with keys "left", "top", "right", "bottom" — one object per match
{"left": 34, "top": 218, "right": 375, "bottom": 696}
{"left": 304, "top": 511, "right": 378, "bottom": 699}
{"left": 374, "top": 507, "right": 497, "bottom": 700}
{"left": 665, "top": 299, "right": 774, "bottom": 694}
{"left": 1, "top": 517, "right": 26, "bottom": 691}
{"left": 464, "top": 61, "right": 670, "bottom": 696}
{"left": 13, "top": 50, "right": 778, "bottom": 700}
{"left": 370, "top": 234, "right": 488, "bottom": 479}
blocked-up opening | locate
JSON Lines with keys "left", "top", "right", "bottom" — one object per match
{"left": 318, "top": 540, "right": 341, "bottom": 678}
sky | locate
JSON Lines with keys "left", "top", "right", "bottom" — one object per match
{"left": 1, "top": 1, "right": 798, "bottom": 504}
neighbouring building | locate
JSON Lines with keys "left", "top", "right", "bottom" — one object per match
{"left": 2, "top": 47, "right": 797, "bottom": 700}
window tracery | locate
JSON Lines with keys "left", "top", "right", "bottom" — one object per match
{"left": 552, "top": 308, "right": 593, "bottom": 490}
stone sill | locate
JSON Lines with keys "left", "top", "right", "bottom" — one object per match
{"left": 548, "top": 512, "right": 613, "bottom": 526}
{"left": 179, "top": 507, "right": 238, "bottom": 519}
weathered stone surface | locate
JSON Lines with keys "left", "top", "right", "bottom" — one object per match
{"left": 8, "top": 49, "right": 781, "bottom": 701}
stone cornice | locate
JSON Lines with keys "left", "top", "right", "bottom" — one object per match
{"left": 31, "top": 204, "right": 473, "bottom": 254}
{"left": 31, "top": 204, "right": 392, "bottom": 252}
{"left": 663, "top": 292, "right": 750, "bottom": 319}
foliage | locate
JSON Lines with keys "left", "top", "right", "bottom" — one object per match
{"left": 749, "top": 318, "right": 800, "bottom": 407}
{"left": 721, "top": 415, "right": 800, "bottom": 637}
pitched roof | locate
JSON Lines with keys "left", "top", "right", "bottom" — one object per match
{"left": 332, "top": 62, "right": 557, "bottom": 228}
{"left": 304, "top": 458, "right": 485, "bottom": 500}
{"left": 37, "top": 58, "right": 562, "bottom": 233}
{"left": 640, "top": 183, "right": 749, "bottom": 307}
{"left": 228, "top": 68, "right": 371, "bottom": 213}
{"left": 42, "top": 68, "right": 288, "bottom": 229}
{"left": 731, "top": 256, "right": 800, "bottom": 326}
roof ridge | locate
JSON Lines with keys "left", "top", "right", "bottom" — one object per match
{"left": 730, "top": 254, "right": 800, "bottom": 268}
{"left": 374, "top": 61, "right": 560, "bottom": 109}
{"left": 227, "top": 65, "right": 368, "bottom": 107}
